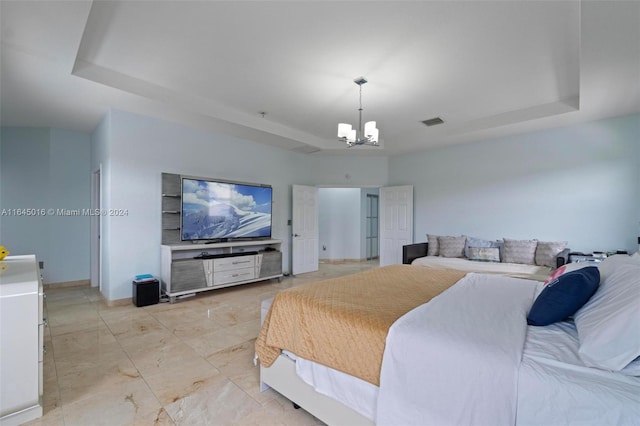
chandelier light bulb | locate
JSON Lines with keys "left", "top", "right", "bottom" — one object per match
{"left": 338, "top": 123, "right": 353, "bottom": 139}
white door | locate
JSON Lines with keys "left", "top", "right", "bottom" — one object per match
{"left": 292, "top": 185, "right": 319, "bottom": 275}
{"left": 379, "top": 185, "right": 413, "bottom": 266}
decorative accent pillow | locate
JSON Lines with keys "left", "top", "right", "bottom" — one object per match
{"left": 426, "top": 234, "right": 440, "bottom": 256}
{"left": 535, "top": 241, "right": 567, "bottom": 268}
{"left": 527, "top": 266, "right": 600, "bottom": 326}
{"left": 438, "top": 236, "right": 466, "bottom": 258}
{"left": 502, "top": 238, "right": 537, "bottom": 265}
{"left": 464, "top": 236, "right": 500, "bottom": 259}
{"left": 542, "top": 262, "right": 594, "bottom": 286}
{"left": 574, "top": 263, "right": 640, "bottom": 371}
{"left": 468, "top": 247, "right": 500, "bottom": 262}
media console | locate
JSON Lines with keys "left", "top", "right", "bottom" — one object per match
{"left": 160, "top": 239, "right": 283, "bottom": 302}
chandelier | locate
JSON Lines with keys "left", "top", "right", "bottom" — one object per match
{"left": 337, "top": 77, "right": 379, "bottom": 147}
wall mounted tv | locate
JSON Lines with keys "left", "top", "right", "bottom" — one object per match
{"left": 181, "top": 177, "right": 273, "bottom": 242}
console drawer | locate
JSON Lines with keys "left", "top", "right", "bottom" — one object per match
{"left": 213, "top": 256, "right": 255, "bottom": 271}
{"left": 213, "top": 267, "right": 256, "bottom": 286}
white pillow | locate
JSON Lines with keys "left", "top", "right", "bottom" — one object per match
{"left": 574, "top": 263, "right": 640, "bottom": 371}
{"left": 620, "top": 357, "right": 640, "bottom": 377}
{"left": 597, "top": 253, "right": 640, "bottom": 282}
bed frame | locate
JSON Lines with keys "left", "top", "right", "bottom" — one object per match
{"left": 402, "top": 242, "right": 570, "bottom": 268}
{"left": 259, "top": 296, "right": 373, "bottom": 425}
{"left": 260, "top": 356, "right": 374, "bottom": 425}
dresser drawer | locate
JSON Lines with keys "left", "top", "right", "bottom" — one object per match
{"left": 213, "top": 267, "right": 256, "bottom": 286}
{"left": 213, "top": 256, "right": 255, "bottom": 271}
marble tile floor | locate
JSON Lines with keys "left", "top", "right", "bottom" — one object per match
{"left": 26, "top": 260, "right": 378, "bottom": 426}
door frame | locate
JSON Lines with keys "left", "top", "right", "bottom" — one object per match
{"left": 291, "top": 184, "right": 412, "bottom": 271}
{"left": 91, "top": 166, "right": 102, "bottom": 290}
{"left": 365, "top": 193, "right": 380, "bottom": 260}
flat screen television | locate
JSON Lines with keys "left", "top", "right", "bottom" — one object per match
{"left": 181, "top": 177, "right": 273, "bottom": 242}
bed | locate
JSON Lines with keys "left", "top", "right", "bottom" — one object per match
{"left": 255, "top": 255, "right": 640, "bottom": 425}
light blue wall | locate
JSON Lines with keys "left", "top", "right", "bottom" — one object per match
{"left": 0, "top": 128, "right": 50, "bottom": 267}
{"left": 91, "top": 114, "right": 111, "bottom": 289}
{"left": 4, "top": 110, "right": 631, "bottom": 299}
{"left": 97, "top": 110, "right": 388, "bottom": 300}
{"left": 388, "top": 113, "right": 640, "bottom": 254}
{"left": 0, "top": 127, "right": 91, "bottom": 283}
{"left": 48, "top": 129, "right": 91, "bottom": 282}
{"left": 318, "top": 188, "right": 362, "bottom": 260}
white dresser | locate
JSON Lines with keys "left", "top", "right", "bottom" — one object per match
{"left": 0, "top": 255, "right": 44, "bottom": 425}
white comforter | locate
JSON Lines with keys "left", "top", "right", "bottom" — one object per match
{"left": 377, "top": 273, "right": 538, "bottom": 426}
{"left": 283, "top": 271, "right": 640, "bottom": 425}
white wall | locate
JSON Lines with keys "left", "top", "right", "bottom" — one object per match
{"left": 318, "top": 188, "right": 362, "bottom": 260}
{"left": 96, "top": 110, "right": 388, "bottom": 300}
{"left": 388, "top": 113, "right": 640, "bottom": 254}
{"left": 0, "top": 127, "right": 91, "bottom": 283}
{"left": 305, "top": 155, "right": 389, "bottom": 187}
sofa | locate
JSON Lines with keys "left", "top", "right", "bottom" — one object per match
{"left": 403, "top": 236, "right": 570, "bottom": 281}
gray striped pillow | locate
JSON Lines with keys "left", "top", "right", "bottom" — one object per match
{"left": 427, "top": 234, "right": 441, "bottom": 256}
{"left": 535, "top": 241, "right": 567, "bottom": 267}
{"left": 503, "top": 238, "right": 538, "bottom": 264}
{"left": 438, "top": 236, "right": 467, "bottom": 258}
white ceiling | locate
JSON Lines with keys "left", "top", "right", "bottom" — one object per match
{"left": 1, "top": 1, "right": 639, "bottom": 156}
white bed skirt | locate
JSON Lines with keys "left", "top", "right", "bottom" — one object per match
{"left": 260, "top": 355, "right": 374, "bottom": 426}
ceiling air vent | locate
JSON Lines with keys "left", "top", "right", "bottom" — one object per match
{"left": 422, "top": 117, "right": 444, "bottom": 127}
{"left": 292, "top": 145, "right": 321, "bottom": 154}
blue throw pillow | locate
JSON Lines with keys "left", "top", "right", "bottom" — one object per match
{"left": 527, "top": 266, "right": 600, "bottom": 326}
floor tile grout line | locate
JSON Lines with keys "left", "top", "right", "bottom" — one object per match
{"left": 100, "top": 306, "right": 177, "bottom": 424}
{"left": 42, "top": 300, "right": 64, "bottom": 425}
{"left": 55, "top": 311, "right": 108, "bottom": 424}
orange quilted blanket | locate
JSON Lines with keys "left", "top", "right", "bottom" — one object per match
{"left": 255, "top": 265, "right": 466, "bottom": 386}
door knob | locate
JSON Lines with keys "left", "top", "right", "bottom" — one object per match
{"left": 294, "top": 233, "right": 300, "bottom": 237}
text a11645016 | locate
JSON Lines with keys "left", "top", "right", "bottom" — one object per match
{"left": 1, "top": 208, "right": 129, "bottom": 216}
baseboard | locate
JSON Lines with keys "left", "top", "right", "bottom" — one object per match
{"left": 44, "top": 279, "right": 132, "bottom": 307}
{"left": 103, "top": 295, "right": 132, "bottom": 307}
{"left": 45, "top": 279, "right": 90, "bottom": 288}
{"left": 319, "top": 258, "right": 377, "bottom": 264}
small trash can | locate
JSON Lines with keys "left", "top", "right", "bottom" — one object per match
{"left": 132, "top": 279, "right": 160, "bottom": 307}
